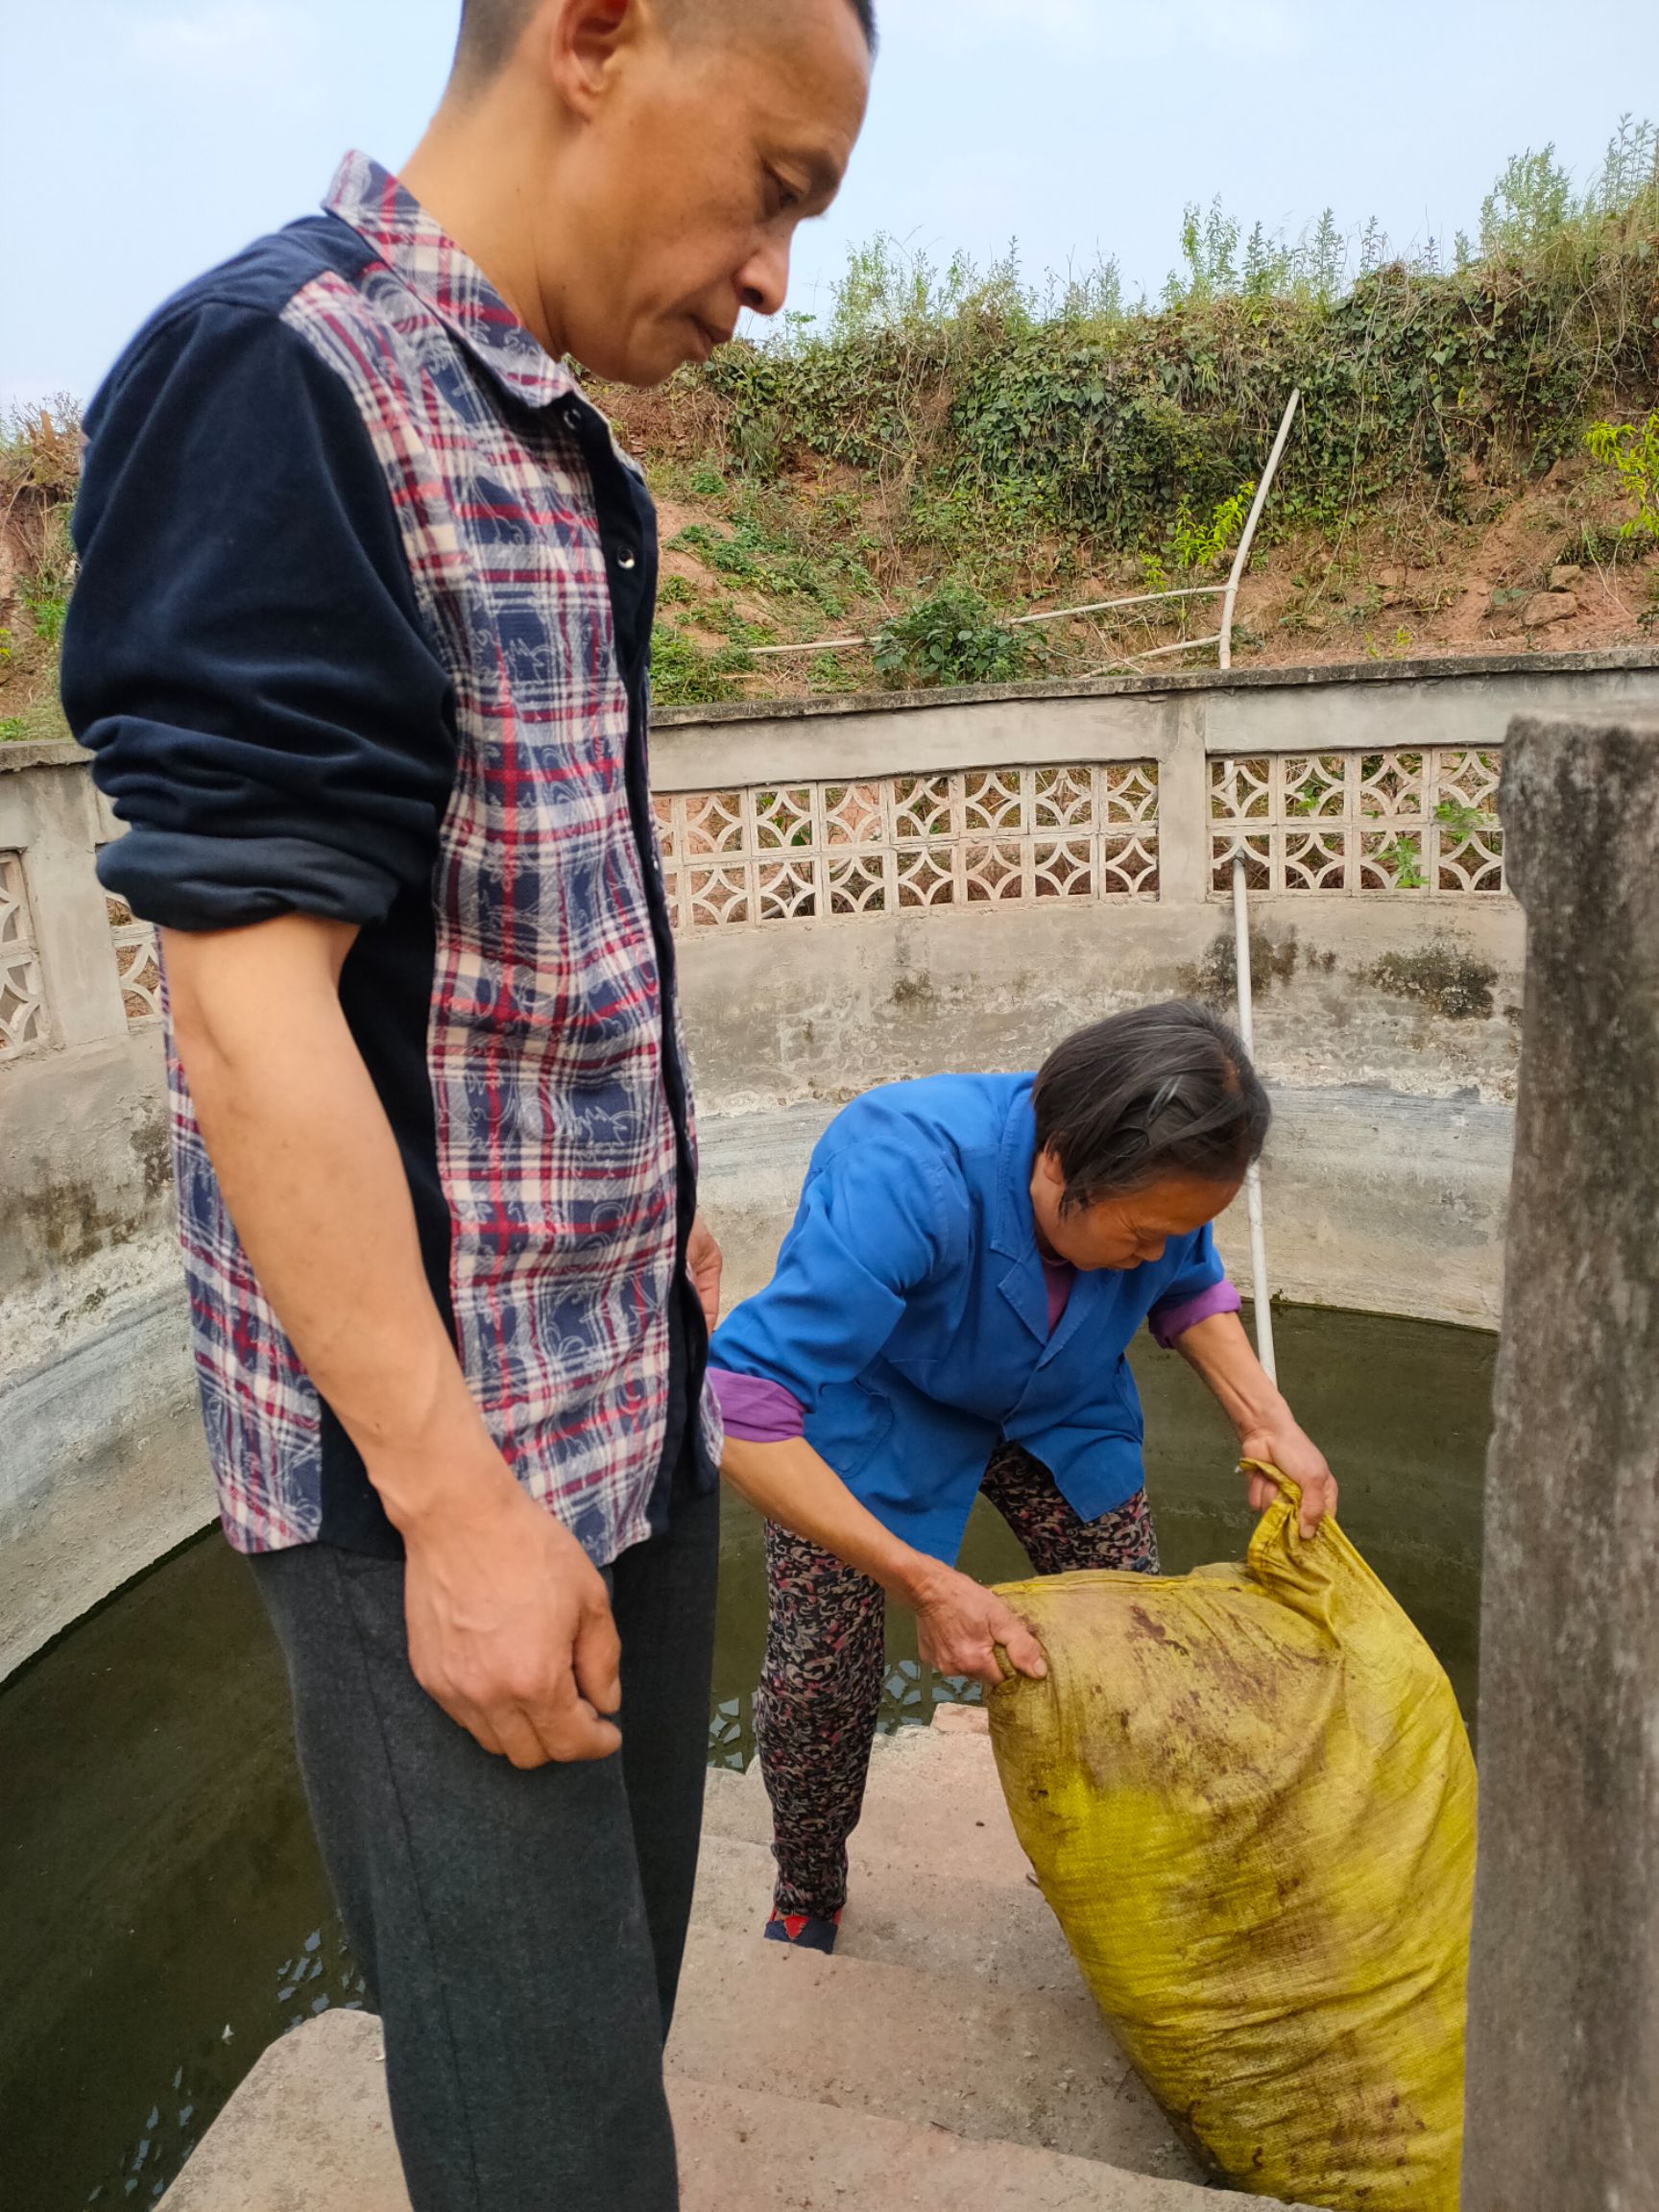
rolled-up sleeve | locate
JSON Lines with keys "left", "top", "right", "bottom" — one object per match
{"left": 710, "top": 1125, "right": 959, "bottom": 1416}
{"left": 62, "top": 299, "right": 456, "bottom": 932}
{"left": 709, "top": 1369, "right": 806, "bottom": 1443}
{"left": 1148, "top": 1225, "right": 1240, "bottom": 1347}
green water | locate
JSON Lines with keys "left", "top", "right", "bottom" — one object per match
{"left": 0, "top": 1306, "right": 1493, "bottom": 2211}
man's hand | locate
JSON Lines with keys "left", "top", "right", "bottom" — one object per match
{"left": 911, "top": 1561, "right": 1047, "bottom": 1688}
{"left": 687, "top": 1214, "right": 724, "bottom": 1336}
{"left": 1239, "top": 1419, "right": 1339, "bottom": 1538}
{"left": 397, "top": 1451, "right": 623, "bottom": 1768}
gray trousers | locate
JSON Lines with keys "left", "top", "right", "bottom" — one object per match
{"left": 251, "top": 1476, "right": 720, "bottom": 2212}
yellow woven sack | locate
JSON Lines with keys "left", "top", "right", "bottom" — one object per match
{"left": 988, "top": 1468, "right": 1476, "bottom": 2211}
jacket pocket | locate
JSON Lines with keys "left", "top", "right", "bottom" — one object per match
{"left": 808, "top": 1376, "right": 897, "bottom": 1480}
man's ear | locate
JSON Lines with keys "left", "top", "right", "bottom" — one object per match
{"left": 541, "top": 0, "right": 646, "bottom": 121}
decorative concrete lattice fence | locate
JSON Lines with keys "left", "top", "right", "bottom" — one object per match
{"left": 13, "top": 643, "right": 1659, "bottom": 1062}
{"left": 1210, "top": 750, "right": 1506, "bottom": 897}
{"left": 0, "top": 745, "right": 1518, "bottom": 1053}
{"left": 0, "top": 768, "right": 172, "bottom": 1067}
{"left": 0, "top": 855, "right": 160, "bottom": 1062}
{"left": 654, "top": 763, "right": 1162, "bottom": 930}
{"left": 106, "top": 892, "right": 163, "bottom": 1025}
{"left": 0, "top": 850, "right": 49, "bottom": 1055}
{"left": 650, "top": 747, "right": 1506, "bottom": 938}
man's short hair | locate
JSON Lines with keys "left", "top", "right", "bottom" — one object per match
{"left": 455, "top": 0, "right": 877, "bottom": 85}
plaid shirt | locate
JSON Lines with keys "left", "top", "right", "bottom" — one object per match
{"left": 68, "top": 153, "right": 718, "bottom": 1565}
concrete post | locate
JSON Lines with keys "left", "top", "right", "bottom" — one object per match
{"left": 1156, "top": 695, "right": 1211, "bottom": 907}
{"left": 1461, "top": 713, "right": 1659, "bottom": 2210}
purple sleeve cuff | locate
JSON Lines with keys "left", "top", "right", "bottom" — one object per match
{"left": 708, "top": 1366, "right": 806, "bottom": 1443}
{"left": 1148, "top": 1281, "right": 1243, "bottom": 1350}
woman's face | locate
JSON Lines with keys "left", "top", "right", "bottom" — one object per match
{"left": 1030, "top": 1150, "right": 1242, "bottom": 1271}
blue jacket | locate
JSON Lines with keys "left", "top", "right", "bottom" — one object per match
{"left": 710, "top": 1073, "right": 1229, "bottom": 1562}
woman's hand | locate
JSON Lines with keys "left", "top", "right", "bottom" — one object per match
{"left": 1169, "top": 1311, "right": 1338, "bottom": 1539}
{"left": 1238, "top": 1415, "right": 1339, "bottom": 1538}
{"left": 911, "top": 1561, "right": 1047, "bottom": 1687}
{"left": 720, "top": 1437, "right": 1046, "bottom": 1688}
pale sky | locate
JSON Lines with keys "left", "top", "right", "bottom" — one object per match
{"left": 3, "top": 0, "right": 1657, "bottom": 408}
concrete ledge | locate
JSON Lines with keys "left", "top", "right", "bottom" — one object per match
{"left": 0, "top": 1287, "right": 212, "bottom": 1678}
{"left": 0, "top": 1076, "right": 1504, "bottom": 1685}
{"left": 653, "top": 643, "right": 1659, "bottom": 727}
{"left": 651, "top": 648, "right": 1659, "bottom": 785}
{"left": 157, "top": 2008, "right": 1301, "bottom": 2212}
{"left": 679, "top": 896, "right": 1525, "bottom": 1119}
{"left": 699, "top": 1083, "right": 1513, "bottom": 1330}
{"left": 1227, "top": 1086, "right": 1513, "bottom": 1328}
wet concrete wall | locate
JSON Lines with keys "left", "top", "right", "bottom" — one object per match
{"left": 3, "top": 649, "right": 1655, "bottom": 1674}
{"left": 0, "top": 754, "right": 211, "bottom": 1676}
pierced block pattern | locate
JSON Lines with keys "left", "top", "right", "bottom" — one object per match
{"left": 0, "top": 852, "right": 47, "bottom": 1055}
{"left": 1209, "top": 750, "right": 1506, "bottom": 896}
{"left": 657, "top": 765, "right": 1161, "bottom": 933}
{"left": 107, "top": 893, "right": 163, "bottom": 1024}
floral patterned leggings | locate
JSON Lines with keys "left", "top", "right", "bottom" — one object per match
{"left": 757, "top": 1440, "right": 1162, "bottom": 1920}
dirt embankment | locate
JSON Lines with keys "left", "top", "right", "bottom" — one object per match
{"left": 602, "top": 377, "right": 1659, "bottom": 704}
{"left": 4, "top": 394, "right": 1655, "bottom": 741}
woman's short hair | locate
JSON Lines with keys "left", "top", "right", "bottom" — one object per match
{"left": 1031, "top": 1002, "right": 1270, "bottom": 1211}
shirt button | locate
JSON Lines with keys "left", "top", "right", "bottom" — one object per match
{"left": 615, "top": 547, "right": 637, "bottom": 570}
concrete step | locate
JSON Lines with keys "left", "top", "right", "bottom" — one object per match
{"left": 158, "top": 2009, "right": 404, "bottom": 2212}
{"left": 161, "top": 2009, "right": 1287, "bottom": 2212}
{"left": 667, "top": 1920, "right": 1200, "bottom": 2181}
{"left": 703, "top": 1707, "right": 1033, "bottom": 1890}
{"left": 692, "top": 1827, "right": 1079, "bottom": 1994}
{"left": 158, "top": 1711, "right": 1307, "bottom": 2210}
{"left": 673, "top": 2075, "right": 1292, "bottom": 2209}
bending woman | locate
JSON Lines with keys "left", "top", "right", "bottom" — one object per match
{"left": 709, "top": 1002, "right": 1337, "bottom": 1953}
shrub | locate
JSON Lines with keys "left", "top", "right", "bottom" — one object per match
{"left": 872, "top": 588, "right": 1028, "bottom": 688}
{"left": 1583, "top": 410, "right": 1659, "bottom": 542}
{"left": 649, "top": 628, "right": 752, "bottom": 707}
{"left": 674, "top": 116, "right": 1659, "bottom": 566}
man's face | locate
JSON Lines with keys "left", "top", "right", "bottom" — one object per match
{"left": 544, "top": 0, "right": 871, "bottom": 386}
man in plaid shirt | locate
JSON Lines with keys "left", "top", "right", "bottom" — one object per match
{"left": 63, "top": 2, "right": 873, "bottom": 2203}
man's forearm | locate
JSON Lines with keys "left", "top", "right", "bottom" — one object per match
{"left": 161, "top": 916, "right": 503, "bottom": 1530}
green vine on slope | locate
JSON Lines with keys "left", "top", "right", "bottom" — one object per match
{"left": 680, "top": 118, "right": 1659, "bottom": 564}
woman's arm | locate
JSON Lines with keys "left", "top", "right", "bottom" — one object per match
{"left": 1171, "top": 1310, "right": 1339, "bottom": 1537}
{"left": 721, "top": 1434, "right": 1047, "bottom": 1686}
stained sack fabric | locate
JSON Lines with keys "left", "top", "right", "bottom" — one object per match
{"left": 988, "top": 1471, "right": 1476, "bottom": 2211}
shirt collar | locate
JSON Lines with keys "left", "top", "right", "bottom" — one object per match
{"left": 993, "top": 1080, "right": 1041, "bottom": 1262}
{"left": 324, "top": 150, "right": 578, "bottom": 413}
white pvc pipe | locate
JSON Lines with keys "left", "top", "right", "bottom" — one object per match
{"left": 734, "top": 393, "right": 1301, "bottom": 671}
{"left": 1232, "top": 854, "right": 1277, "bottom": 1384}
{"left": 1089, "top": 632, "right": 1224, "bottom": 676}
{"left": 1218, "top": 389, "right": 1302, "bottom": 672}
{"left": 747, "top": 584, "right": 1228, "bottom": 659}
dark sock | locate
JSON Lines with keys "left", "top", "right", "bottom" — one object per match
{"left": 764, "top": 1906, "right": 842, "bottom": 1956}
